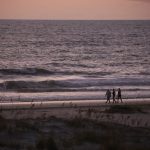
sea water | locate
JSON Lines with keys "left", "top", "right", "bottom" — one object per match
{"left": 0, "top": 20, "right": 150, "bottom": 101}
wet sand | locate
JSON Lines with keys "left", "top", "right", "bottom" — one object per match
{"left": 0, "top": 98, "right": 150, "bottom": 110}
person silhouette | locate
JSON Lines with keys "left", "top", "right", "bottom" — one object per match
{"left": 105, "top": 89, "right": 111, "bottom": 103}
{"left": 117, "top": 88, "right": 123, "bottom": 103}
{"left": 112, "top": 89, "right": 116, "bottom": 103}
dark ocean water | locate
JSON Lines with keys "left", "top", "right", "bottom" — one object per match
{"left": 0, "top": 20, "right": 150, "bottom": 101}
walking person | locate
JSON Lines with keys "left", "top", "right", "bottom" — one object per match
{"left": 105, "top": 89, "right": 111, "bottom": 103}
{"left": 117, "top": 88, "right": 123, "bottom": 103}
{"left": 112, "top": 89, "right": 116, "bottom": 103}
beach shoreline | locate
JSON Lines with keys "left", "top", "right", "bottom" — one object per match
{"left": 0, "top": 98, "right": 150, "bottom": 109}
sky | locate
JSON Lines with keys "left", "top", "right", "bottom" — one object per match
{"left": 0, "top": 0, "right": 150, "bottom": 20}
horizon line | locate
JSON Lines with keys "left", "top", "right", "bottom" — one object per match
{"left": 0, "top": 19, "right": 150, "bottom": 21}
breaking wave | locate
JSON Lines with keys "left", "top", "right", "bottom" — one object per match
{"left": 0, "top": 68, "right": 116, "bottom": 77}
{"left": 0, "top": 77, "right": 150, "bottom": 92}
{"left": 0, "top": 68, "right": 53, "bottom": 75}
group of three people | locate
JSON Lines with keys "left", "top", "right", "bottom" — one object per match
{"left": 105, "top": 88, "right": 122, "bottom": 103}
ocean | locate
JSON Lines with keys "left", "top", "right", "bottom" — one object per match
{"left": 0, "top": 20, "right": 150, "bottom": 102}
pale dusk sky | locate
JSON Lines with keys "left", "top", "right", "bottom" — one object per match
{"left": 0, "top": 0, "right": 150, "bottom": 20}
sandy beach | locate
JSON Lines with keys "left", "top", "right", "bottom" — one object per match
{"left": 0, "top": 98, "right": 150, "bottom": 127}
{"left": 1, "top": 98, "right": 150, "bottom": 109}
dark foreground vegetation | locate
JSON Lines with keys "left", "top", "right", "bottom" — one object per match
{"left": 0, "top": 112, "right": 150, "bottom": 150}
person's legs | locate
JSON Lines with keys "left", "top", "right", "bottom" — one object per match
{"left": 106, "top": 97, "right": 108, "bottom": 103}
{"left": 118, "top": 96, "right": 122, "bottom": 103}
{"left": 117, "top": 96, "right": 119, "bottom": 103}
{"left": 113, "top": 96, "right": 116, "bottom": 103}
{"left": 120, "top": 97, "right": 123, "bottom": 103}
{"left": 106, "top": 97, "right": 110, "bottom": 103}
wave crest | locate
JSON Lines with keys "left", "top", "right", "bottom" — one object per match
{"left": 0, "top": 68, "right": 52, "bottom": 75}
{"left": 0, "top": 77, "right": 150, "bottom": 92}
